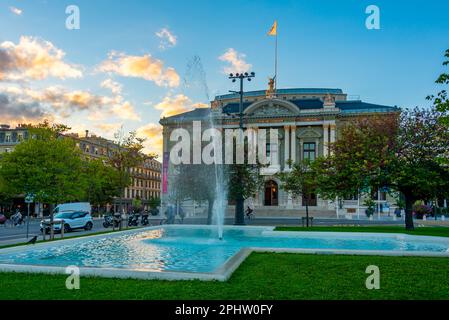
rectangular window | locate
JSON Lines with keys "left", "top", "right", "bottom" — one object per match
{"left": 303, "top": 142, "right": 316, "bottom": 161}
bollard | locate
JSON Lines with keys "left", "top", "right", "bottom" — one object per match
{"left": 61, "top": 220, "right": 64, "bottom": 238}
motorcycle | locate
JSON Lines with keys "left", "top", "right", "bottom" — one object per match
{"left": 103, "top": 214, "right": 121, "bottom": 228}
{"left": 141, "top": 212, "right": 149, "bottom": 226}
{"left": 127, "top": 213, "right": 140, "bottom": 227}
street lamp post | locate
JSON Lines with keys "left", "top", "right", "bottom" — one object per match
{"left": 228, "top": 72, "right": 255, "bottom": 225}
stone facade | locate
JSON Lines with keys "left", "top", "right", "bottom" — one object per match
{"left": 159, "top": 88, "right": 400, "bottom": 217}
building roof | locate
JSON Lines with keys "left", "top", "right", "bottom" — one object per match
{"left": 215, "top": 88, "right": 344, "bottom": 100}
{"left": 159, "top": 87, "right": 399, "bottom": 123}
{"left": 161, "top": 107, "right": 211, "bottom": 122}
{"left": 336, "top": 100, "right": 399, "bottom": 114}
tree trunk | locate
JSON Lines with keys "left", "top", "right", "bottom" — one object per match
{"left": 207, "top": 199, "right": 214, "bottom": 225}
{"left": 404, "top": 194, "right": 415, "bottom": 230}
{"left": 305, "top": 196, "right": 310, "bottom": 228}
{"left": 235, "top": 195, "right": 245, "bottom": 225}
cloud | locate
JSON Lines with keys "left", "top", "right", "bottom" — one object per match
{"left": 1, "top": 84, "right": 140, "bottom": 122}
{"left": 97, "top": 123, "right": 123, "bottom": 133}
{"left": 0, "top": 92, "right": 53, "bottom": 125}
{"left": 155, "top": 28, "right": 177, "bottom": 49}
{"left": 111, "top": 101, "right": 140, "bottom": 121}
{"left": 98, "top": 51, "right": 180, "bottom": 87}
{"left": 10, "top": 7, "right": 23, "bottom": 16}
{"left": 136, "top": 123, "right": 163, "bottom": 155}
{"left": 219, "top": 48, "right": 252, "bottom": 74}
{"left": 101, "top": 78, "right": 122, "bottom": 95}
{"left": 154, "top": 94, "right": 208, "bottom": 118}
{"left": 0, "top": 36, "right": 82, "bottom": 81}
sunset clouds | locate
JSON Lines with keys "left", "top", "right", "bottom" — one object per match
{"left": 98, "top": 51, "right": 180, "bottom": 87}
{"left": 0, "top": 36, "right": 82, "bottom": 81}
{"left": 219, "top": 48, "right": 252, "bottom": 74}
{"left": 154, "top": 94, "right": 207, "bottom": 118}
{"left": 136, "top": 122, "right": 163, "bottom": 154}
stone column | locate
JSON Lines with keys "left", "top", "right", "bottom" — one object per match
{"left": 315, "top": 138, "right": 320, "bottom": 158}
{"left": 284, "top": 125, "right": 290, "bottom": 170}
{"left": 329, "top": 123, "right": 336, "bottom": 155}
{"left": 299, "top": 139, "right": 303, "bottom": 162}
{"left": 323, "top": 123, "right": 329, "bottom": 157}
{"left": 286, "top": 192, "right": 293, "bottom": 209}
{"left": 290, "top": 125, "right": 296, "bottom": 164}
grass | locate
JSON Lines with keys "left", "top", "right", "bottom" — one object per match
{"left": 1, "top": 252, "right": 449, "bottom": 300}
{"left": 274, "top": 226, "right": 449, "bottom": 238}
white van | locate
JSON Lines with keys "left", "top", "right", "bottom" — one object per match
{"left": 54, "top": 202, "right": 91, "bottom": 214}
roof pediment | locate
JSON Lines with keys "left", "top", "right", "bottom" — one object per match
{"left": 244, "top": 99, "right": 299, "bottom": 116}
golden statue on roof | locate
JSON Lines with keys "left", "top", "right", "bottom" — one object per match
{"left": 266, "top": 77, "right": 276, "bottom": 98}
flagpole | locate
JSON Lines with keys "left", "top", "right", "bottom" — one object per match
{"left": 275, "top": 31, "right": 278, "bottom": 91}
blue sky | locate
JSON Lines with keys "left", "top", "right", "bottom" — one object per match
{"left": 1, "top": 0, "right": 448, "bottom": 154}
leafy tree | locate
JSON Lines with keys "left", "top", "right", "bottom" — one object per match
{"left": 278, "top": 160, "right": 317, "bottom": 227}
{"left": 313, "top": 110, "right": 449, "bottom": 230}
{"left": 0, "top": 122, "right": 87, "bottom": 238}
{"left": 84, "top": 158, "right": 122, "bottom": 207}
{"left": 427, "top": 49, "right": 449, "bottom": 126}
{"left": 107, "top": 129, "right": 147, "bottom": 214}
{"left": 148, "top": 196, "right": 161, "bottom": 209}
{"left": 173, "top": 164, "right": 218, "bottom": 224}
{"left": 391, "top": 108, "right": 449, "bottom": 229}
{"left": 313, "top": 115, "right": 398, "bottom": 204}
{"left": 227, "top": 162, "right": 264, "bottom": 225}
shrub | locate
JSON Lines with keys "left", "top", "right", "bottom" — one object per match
{"left": 413, "top": 204, "right": 432, "bottom": 219}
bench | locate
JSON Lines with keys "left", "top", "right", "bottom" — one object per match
{"left": 301, "top": 216, "right": 314, "bottom": 227}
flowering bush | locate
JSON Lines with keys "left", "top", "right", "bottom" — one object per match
{"left": 413, "top": 204, "right": 432, "bottom": 219}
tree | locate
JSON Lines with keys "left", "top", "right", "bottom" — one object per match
{"left": 107, "top": 129, "right": 147, "bottom": 214}
{"left": 313, "top": 110, "right": 449, "bottom": 230}
{"left": 427, "top": 49, "right": 449, "bottom": 126}
{"left": 84, "top": 158, "right": 122, "bottom": 208}
{"left": 391, "top": 108, "right": 449, "bottom": 230}
{"left": 173, "top": 164, "right": 218, "bottom": 224}
{"left": 227, "top": 162, "right": 264, "bottom": 225}
{"left": 313, "top": 115, "right": 398, "bottom": 206}
{"left": 0, "top": 122, "right": 87, "bottom": 239}
{"left": 278, "top": 160, "right": 317, "bottom": 227}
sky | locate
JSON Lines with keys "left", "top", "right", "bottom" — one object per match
{"left": 1, "top": 0, "right": 448, "bottom": 155}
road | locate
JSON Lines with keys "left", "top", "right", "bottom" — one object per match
{"left": 0, "top": 216, "right": 405, "bottom": 246}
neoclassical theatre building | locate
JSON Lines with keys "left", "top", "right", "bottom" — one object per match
{"left": 160, "top": 87, "right": 399, "bottom": 217}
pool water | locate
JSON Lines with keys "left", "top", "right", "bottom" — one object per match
{"left": 1, "top": 226, "right": 448, "bottom": 273}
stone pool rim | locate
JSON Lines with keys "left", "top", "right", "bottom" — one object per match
{"left": 1, "top": 224, "right": 449, "bottom": 282}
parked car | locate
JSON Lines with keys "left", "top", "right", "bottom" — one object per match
{"left": 40, "top": 211, "right": 93, "bottom": 234}
{"left": 53, "top": 202, "right": 91, "bottom": 215}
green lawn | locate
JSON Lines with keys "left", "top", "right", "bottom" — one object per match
{"left": 2, "top": 225, "right": 449, "bottom": 300}
{"left": 1, "top": 253, "right": 449, "bottom": 300}
{"left": 275, "top": 225, "right": 449, "bottom": 238}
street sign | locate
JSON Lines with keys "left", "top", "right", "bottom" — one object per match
{"left": 25, "top": 193, "right": 35, "bottom": 204}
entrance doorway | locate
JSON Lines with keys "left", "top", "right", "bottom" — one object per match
{"left": 264, "top": 180, "right": 279, "bottom": 206}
